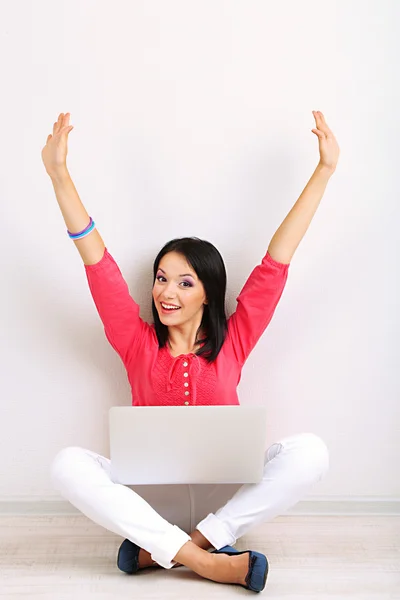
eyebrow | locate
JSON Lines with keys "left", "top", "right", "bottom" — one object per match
{"left": 158, "top": 268, "right": 195, "bottom": 278}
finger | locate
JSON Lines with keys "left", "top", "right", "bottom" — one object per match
{"left": 313, "top": 110, "right": 324, "bottom": 126}
{"left": 46, "top": 134, "right": 52, "bottom": 143}
{"left": 58, "top": 113, "right": 67, "bottom": 133}
{"left": 313, "top": 111, "right": 323, "bottom": 130}
{"left": 62, "top": 114, "right": 72, "bottom": 135}
{"left": 53, "top": 113, "right": 63, "bottom": 136}
{"left": 311, "top": 128, "right": 325, "bottom": 139}
{"left": 314, "top": 111, "right": 332, "bottom": 136}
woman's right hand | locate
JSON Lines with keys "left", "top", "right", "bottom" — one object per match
{"left": 41, "top": 112, "right": 74, "bottom": 178}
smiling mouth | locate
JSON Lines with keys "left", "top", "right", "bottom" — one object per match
{"left": 160, "top": 303, "right": 181, "bottom": 312}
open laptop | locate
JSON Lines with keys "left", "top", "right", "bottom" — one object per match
{"left": 109, "top": 406, "right": 267, "bottom": 485}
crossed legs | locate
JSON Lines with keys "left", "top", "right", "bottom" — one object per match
{"left": 51, "top": 432, "right": 329, "bottom": 576}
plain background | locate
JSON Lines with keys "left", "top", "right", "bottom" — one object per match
{"left": 0, "top": 0, "right": 398, "bottom": 503}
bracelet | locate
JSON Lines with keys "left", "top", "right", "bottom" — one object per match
{"left": 67, "top": 217, "right": 96, "bottom": 240}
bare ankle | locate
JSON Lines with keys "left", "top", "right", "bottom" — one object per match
{"left": 189, "top": 529, "right": 213, "bottom": 551}
{"left": 138, "top": 548, "right": 157, "bottom": 569}
{"left": 173, "top": 540, "right": 212, "bottom": 573}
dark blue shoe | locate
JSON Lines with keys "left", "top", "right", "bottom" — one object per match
{"left": 117, "top": 538, "right": 141, "bottom": 574}
{"left": 212, "top": 545, "right": 269, "bottom": 592}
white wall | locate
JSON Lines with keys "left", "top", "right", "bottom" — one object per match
{"left": 0, "top": 0, "right": 398, "bottom": 502}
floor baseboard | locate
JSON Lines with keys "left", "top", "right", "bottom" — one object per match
{"left": 0, "top": 497, "right": 399, "bottom": 516}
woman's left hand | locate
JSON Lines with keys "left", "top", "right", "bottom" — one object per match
{"left": 312, "top": 111, "right": 340, "bottom": 172}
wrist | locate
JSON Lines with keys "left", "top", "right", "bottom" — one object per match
{"left": 49, "top": 167, "right": 70, "bottom": 184}
{"left": 316, "top": 162, "right": 335, "bottom": 178}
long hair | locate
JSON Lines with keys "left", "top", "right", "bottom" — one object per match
{"left": 151, "top": 237, "right": 228, "bottom": 362}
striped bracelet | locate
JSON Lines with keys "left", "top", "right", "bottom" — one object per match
{"left": 67, "top": 217, "right": 96, "bottom": 240}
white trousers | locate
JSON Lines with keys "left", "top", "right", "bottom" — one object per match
{"left": 51, "top": 432, "right": 329, "bottom": 570}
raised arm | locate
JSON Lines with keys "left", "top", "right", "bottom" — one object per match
{"left": 267, "top": 111, "right": 339, "bottom": 264}
{"left": 41, "top": 112, "right": 150, "bottom": 366}
{"left": 41, "top": 112, "right": 105, "bottom": 265}
{"left": 226, "top": 250, "right": 290, "bottom": 366}
{"left": 227, "top": 111, "right": 339, "bottom": 365}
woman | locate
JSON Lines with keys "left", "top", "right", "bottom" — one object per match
{"left": 42, "top": 111, "right": 339, "bottom": 593}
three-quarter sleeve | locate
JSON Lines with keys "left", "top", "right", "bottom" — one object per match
{"left": 84, "top": 248, "right": 150, "bottom": 366}
{"left": 226, "top": 251, "right": 290, "bottom": 366}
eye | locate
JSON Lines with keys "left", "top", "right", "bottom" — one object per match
{"left": 156, "top": 276, "right": 192, "bottom": 288}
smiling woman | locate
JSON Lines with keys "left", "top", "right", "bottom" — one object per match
{"left": 43, "top": 110, "right": 335, "bottom": 592}
{"left": 151, "top": 237, "right": 228, "bottom": 362}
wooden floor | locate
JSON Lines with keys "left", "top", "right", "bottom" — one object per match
{"left": 0, "top": 515, "right": 399, "bottom": 599}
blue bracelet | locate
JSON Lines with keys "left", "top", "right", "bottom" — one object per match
{"left": 68, "top": 217, "right": 96, "bottom": 239}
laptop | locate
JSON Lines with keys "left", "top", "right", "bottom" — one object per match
{"left": 109, "top": 405, "right": 267, "bottom": 485}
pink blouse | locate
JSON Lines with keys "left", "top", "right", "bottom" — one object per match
{"left": 85, "top": 248, "right": 290, "bottom": 406}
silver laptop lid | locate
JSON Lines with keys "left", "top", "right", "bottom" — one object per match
{"left": 109, "top": 406, "right": 267, "bottom": 484}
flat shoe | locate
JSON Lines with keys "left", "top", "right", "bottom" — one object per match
{"left": 117, "top": 538, "right": 141, "bottom": 574}
{"left": 117, "top": 539, "right": 184, "bottom": 572}
{"left": 212, "top": 545, "right": 269, "bottom": 592}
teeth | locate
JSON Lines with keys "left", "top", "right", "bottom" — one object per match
{"left": 161, "top": 303, "right": 180, "bottom": 310}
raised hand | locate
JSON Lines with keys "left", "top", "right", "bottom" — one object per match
{"left": 41, "top": 112, "right": 74, "bottom": 178}
{"left": 311, "top": 111, "right": 340, "bottom": 172}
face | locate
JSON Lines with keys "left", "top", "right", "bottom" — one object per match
{"left": 152, "top": 251, "right": 208, "bottom": 324}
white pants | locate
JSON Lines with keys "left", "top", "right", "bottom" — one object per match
{"left": 51, "top": 432, "right": 329, "bottom": 570}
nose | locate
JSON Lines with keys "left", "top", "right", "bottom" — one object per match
{"left": 162, "top": 282, "right": 178, "bottom": 299}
